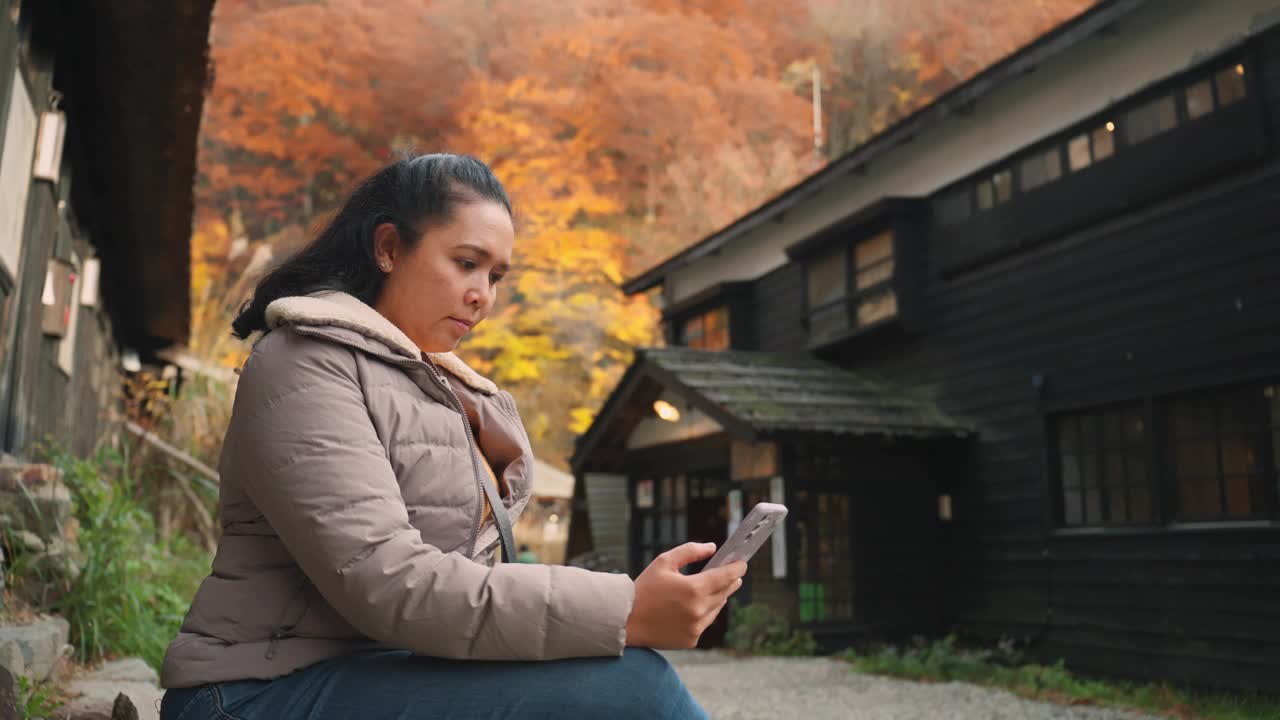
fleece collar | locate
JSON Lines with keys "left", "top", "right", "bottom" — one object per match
{"left": 264, "top": 291, "right": 499, "bottom": 396}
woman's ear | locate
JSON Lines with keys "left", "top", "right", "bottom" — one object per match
{"left": 373, "top": 222, "right": 400, "bottom": 271}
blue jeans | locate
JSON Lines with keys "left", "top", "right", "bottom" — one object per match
{"left": 159, "top": 647, "right": 710, "bottom": 719}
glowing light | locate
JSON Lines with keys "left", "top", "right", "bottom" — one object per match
{"left": 1105, "top": 121, "right": 1115, "bottom": 132}
{"left": 1235, "top": 64, "right": 1245, "bottom": 76}
{"left": 653, "top": 400, "right": 681, "bottom": 422}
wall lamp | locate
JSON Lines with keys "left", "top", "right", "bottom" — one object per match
{"left": 653, "top": 399, "right": 681, "bottom": 423}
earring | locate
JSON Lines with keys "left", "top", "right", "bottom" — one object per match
{"left": 380, "top": 261, "right": 391, "bottom": 271}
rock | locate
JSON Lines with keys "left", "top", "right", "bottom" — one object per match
{"left": 0, "top": 463, "right": 60, "bottom": 493}
{"left": 0, "top": 664, "right": 15, "bottom": 720}
{"left": 0, "top": 479, "right": 72, "bottom": 531}
{"left": 61, "top": 681, "right": 160, "bottom": 720}
{"left": 0, "top": 616, "right": 70, "bottom": 684}
{"left": 111, "top": 693, "right": 139, "bottom": 720}
{"left": 10, "top": 530, "right": 45, "bottom": 554}
{"left": 1, "top": 464, "right": 83, "bottom": 606}
{"left": 84, "top": 659, "right": 157, "bottom": 686}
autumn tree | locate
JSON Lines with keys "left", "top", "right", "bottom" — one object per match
{"left": 814, "top": 0, "right": 1098, "bottom": 156}
{"left": 192, "top": 0, "right": 1102, "bottom": 468}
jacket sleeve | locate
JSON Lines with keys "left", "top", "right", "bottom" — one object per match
{"left": 228, "top": 331, "right": 635, "bottom": 660}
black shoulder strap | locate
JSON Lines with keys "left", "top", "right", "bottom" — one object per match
{"left": 424, "top": 357, "right": 517, "bottom": 564}
{"left": 477, "top": 458, "right": 516, "bottom": 563}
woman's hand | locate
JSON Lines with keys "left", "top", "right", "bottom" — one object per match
{"left": 624, "top": 542, "right": 747, "bottom": 649}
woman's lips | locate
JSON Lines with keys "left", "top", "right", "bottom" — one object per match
{"left": 449, "top": 317, "right": 472, "bottom": 332}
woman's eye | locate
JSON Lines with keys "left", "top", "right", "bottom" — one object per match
{"left": 457, "top": 259, "right": 478, "bottom": 271}
{"left": 490, "top": 274, "right": 505, "bottom": 285}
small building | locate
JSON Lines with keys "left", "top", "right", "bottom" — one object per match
{"left": 572, "top": 0, "right": 1280, "bottom": 691}
{"left": 572, "top": 348, "right": 971, "bottom": 645}
{"left": 513, "top": 458, "right": 575, "bottom": 564}
{"left": 0, "top": 1, "right": 213, "bottom": 458}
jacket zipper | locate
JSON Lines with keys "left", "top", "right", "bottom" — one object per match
{"left": 424, "top": 358, "right": 488, "bottom": 559}
{"left": 265, "top": 577, "right": 311, "bottom": 660}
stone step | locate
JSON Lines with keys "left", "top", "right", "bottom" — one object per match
{"left": 60, "top": 681, "right": 160, "bottom": 720}
{"left": 60, "top": 658, "right": 163, "bottom": 720}
{"left": 0, "top": 616, "right": 71, "bottom": 684}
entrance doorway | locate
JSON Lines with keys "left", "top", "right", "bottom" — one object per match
{"left": 685, "top": 473, "right": 730, "bottom": 647}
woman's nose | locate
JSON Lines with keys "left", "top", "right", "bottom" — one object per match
{"left": 465, "top": 282, "right": 491, "bottom": 310}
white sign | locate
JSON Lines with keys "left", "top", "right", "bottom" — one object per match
{"left": 770, "top": 476, "right": 787, "bottom": 579}
{"left": 727, "top": 489, "right": 743, "bottom": 540}
{"left": 56, "top": 257, "right": 79, "bottom": 376}
{"left": 79, "top": 257, "right": 100, "bottom": 306}
{"left": 0, "top": 69, "right": 37, "bottom": 279}
{"left": 635, "top": 479, "right": 654, "bottom": 509}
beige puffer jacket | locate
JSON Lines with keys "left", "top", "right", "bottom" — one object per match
{"left": 159, "top": 292, "right": 635, "bottom": 689}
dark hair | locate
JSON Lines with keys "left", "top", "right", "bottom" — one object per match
{"left": 231, "top": 153, "right": 512, "bottom": 339}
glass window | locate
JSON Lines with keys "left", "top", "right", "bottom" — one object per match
{"left": 807, "top": 246, "right": 846, "bottom": 308}
{"left": 1092, "top": 123, "right": 1115, "bottom": 161}
{"left": 1167, "top": 384, "right": 1269, "bottom": 521}
{"left": 1056, "top": 403, "right": 1151, "bottom": 527}
{"left": 797, "top": 491, "right": 852, "bottom": 623}
{"left": 681, "top": 314, "right": 704, "bottom": 348}
{"left": 854, "top": 231, "right": 893, "bottom": 289}
{"left": 856, "top": 289, "right": 897, "bottom": 326}
{"left": 976, "top": 170, "right": 1012, "bottom": 211}
{"left": 1215, "top": 64, "right": 1247, "bottom": 107}
{"left": 1124, "top": 95, "right": 1177, "bottom": 145}
{"left": 1268, "top": 385, "right": 1280, "bottom": 506}
{"left": 1186, "top": 79, "right": 1214, "bottom": 120}
{"left": 682, "top": 306, "right": 730, "bottom": 350}
{"left": 992, "top": 169, "right": 1013, "bottom": 205}
{"left": 808, "top": 231, "right": 897, "bottom": 340}
{"left": 853, "top": 231, "right": 896, "bottom": 327}
{"left": 1067, "top": 134, "right": 1091, "bottom": 172}
{"left": 1019, "top": 146, "right": 1062, "bottom": 192}
{"left": 976, "top": 179, "right": 994, "bottom": 211}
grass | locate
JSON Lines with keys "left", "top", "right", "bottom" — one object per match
{"left": 15, "top": 675, "right": 64, "bottom": 719}
{"left": 724, "top": 602, "right": 818, "bottom": 657}
{"left": 5, "top": 445, "right": 212, "bottom": 671}
{"left": 838, "top": 635, "right": 1280, "bottom": 720}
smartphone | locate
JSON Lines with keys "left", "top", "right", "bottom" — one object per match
{"left": 701, "top": 502, "right": 788, "bottom": 572}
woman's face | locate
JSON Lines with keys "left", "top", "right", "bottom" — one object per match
{"left": 373, "top": 199, "right": 514, "bottom": 354}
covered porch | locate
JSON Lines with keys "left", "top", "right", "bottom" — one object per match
{"left": 570, "top": 347, "right": 972, "bottom": 648}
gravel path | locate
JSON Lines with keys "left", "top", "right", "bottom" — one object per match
{"left": 661, "top": 650, "right": 1162, "bottom": 720}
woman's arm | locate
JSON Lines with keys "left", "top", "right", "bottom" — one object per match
{"left": 228, "top": 330, "right": 634, "bottom": 660}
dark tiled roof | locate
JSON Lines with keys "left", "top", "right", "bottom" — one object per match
{"left": 642, "top": 347, "right": 970, "bottom": 439}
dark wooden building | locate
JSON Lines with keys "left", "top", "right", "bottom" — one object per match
{"left": 0, "top": 1, "right": 213, "bottom": 458}
{"left": 572, "top": 0, "right": 1280, "bottom": 691}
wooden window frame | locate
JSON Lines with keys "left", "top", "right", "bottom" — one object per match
{"left": 944, "top": 57, "right": 1251, "bottom": 252}
{"left": 1054, "top": 401, "right": 1153, "bottom": 528}
{"left": 681, "top": 305, "right": 730, "bottom": 351}
{"left": 1164, "top": 385, "right": 1275, "bottom": 522}
{"left": 803, "top": 230, "right": 897, "bottom": 343}
{"left": 793, "top": 487, "right": 854, "bottom": 624}
{"left": 1051, "top": 378, "right": 1280, "bottom": 530}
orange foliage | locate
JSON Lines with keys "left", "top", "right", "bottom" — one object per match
{"left": 194, "top": 0, "right": 1099, "bottom": 464}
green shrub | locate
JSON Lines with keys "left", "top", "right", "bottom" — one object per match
{"left": 14, "top": 446, "right": 211, "bottom": 670}
{"left": 16, "top": 675, "right": 62, "bottom": 719}
{"left": 725, "top": 602, "right": 816, "bottom": 656}
{"left": 839, "top": 634, "right": 1280, "bottom": 720}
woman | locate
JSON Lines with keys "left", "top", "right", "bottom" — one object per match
{"left": 158, "top": 154, "right": 745, "bottom": 719}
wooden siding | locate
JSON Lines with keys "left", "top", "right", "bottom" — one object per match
{"left": 743, "top": 29, "right": 1280, "bottom": 692}
{"left": 0, "top": 7, "right": 121, "bottom": 459}
{"left": 752, "top": 263, "right": 807, "bottom": 352}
